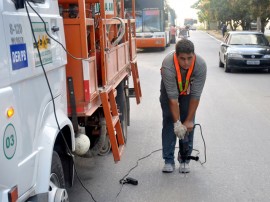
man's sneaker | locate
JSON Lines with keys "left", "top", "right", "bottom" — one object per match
{"left": 162, "top": 163, "right": 175, "bottom": 173}
{"left": 179, "top": 163, "right": 190, "bottom": 173}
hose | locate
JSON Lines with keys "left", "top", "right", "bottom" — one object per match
{"left": 112, "top": 17, "right": 125, "bottom": 46}
{"left": 106, "top": 17, "right": 126, "bottom": 47}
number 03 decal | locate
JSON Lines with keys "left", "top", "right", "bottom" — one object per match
{"left": 3, "top": 124, "right": 17, "bottom": 160}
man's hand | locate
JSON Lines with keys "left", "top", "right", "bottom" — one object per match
{"left": 173, "top": 120, "right": 187, "bottom": 140}
{"left": 183, "top": 120, "right": 194, "bottom": 132}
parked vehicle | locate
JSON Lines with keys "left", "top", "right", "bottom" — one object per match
{"left": 0, "top": 0, "right": 141, "bottom": 201}
{"left": 178, "top": 27, "right": 189, "bottom": 39}
{"left": 250, "top": 20, "right": 257, "bottom": 30}
{"left": 219, "top": 31, "right": 270, "bottom": 72}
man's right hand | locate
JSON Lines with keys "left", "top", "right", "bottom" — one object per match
{"left": 173, "top": 120, "right": 187, "bottom": 140}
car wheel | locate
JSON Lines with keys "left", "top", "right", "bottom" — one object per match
{"left": 224, "top": 57, "right": 231, "bottom": 73}
{"left": 219, "top": 54, "right": 224, "bottom": 67}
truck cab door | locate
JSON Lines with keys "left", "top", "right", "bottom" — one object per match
{"left": 0, "top": 9, "right": 21, "bottom": 198}
{"left": 2, "top": 0, "right": 67, "bottom": 198}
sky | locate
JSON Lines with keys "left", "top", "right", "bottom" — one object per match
{"left": 167, "top": 0, "right": 198, "bottom": 26}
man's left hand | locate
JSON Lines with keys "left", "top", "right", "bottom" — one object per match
{"left": 183, "top": 121, "right": 194, "bottom": 132}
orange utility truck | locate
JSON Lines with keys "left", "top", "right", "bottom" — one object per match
{"left": 58, "top": 0, "right": 142, "bottom": 161}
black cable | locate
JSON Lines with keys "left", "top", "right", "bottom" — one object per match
{"left": 116, "top": 124, "right": 207, "bottom": 198}
{"left": 25, "top": 2, "right": 97, "bottom": 201}
{"left": 116, "top": 148, "right": 162, "bottom": 198}
{"left": 194, "top": 124, "right": 207, "bottom": 165}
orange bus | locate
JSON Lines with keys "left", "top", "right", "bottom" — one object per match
{"left": 134, "top": 0, "right": 175, "bottom": 50}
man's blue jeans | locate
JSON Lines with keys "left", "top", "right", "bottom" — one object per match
{"left": 160, "top": 95, "right": 194, "bottom": 164}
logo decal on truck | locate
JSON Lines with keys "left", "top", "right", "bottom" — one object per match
{"left": 3, "top": 124, "right": 17, "bottom": 160}
{"left": 32, "top": 22, "right": 52, "bottom": 67}
{"left": 10, "top": 43, "right": 28, "bottom": 70}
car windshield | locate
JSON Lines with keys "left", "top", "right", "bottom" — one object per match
{"left": 229, "top": 34, "right": 269, "bottom": 46}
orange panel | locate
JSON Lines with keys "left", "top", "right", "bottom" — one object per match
{"left": 117, "top": 44, "right": 127, "bottom": 72}
{"left": 65, "top": 24, "right": 85, "bottom": 106}
{"left": 136, "top": 38, "right": 166, "bottom": 48}
{"left": 106, "top": 49, "right": 118, "bottom": 82}
{"left": 64, "top": 23, "right": 98, "bottom": 116}
{"left": 89, "top": 59, "right": 98, "bottom": 94}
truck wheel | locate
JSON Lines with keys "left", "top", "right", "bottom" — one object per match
{"left": 49, "top": 151, "right": 69, "bottom": 202}
{"left": 98, "top": 135, "right": 111, "bottom": 156}
{"left": 116, "top": 80, "right": 128, "bottom": 143}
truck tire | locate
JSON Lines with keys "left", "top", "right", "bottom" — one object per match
{"left": 51, "top": 151, "right": 65, "bottom": 188}
{"left": 98, "top": 135, "right": 111, "bottom": 156}
{"left": 50, "top": 151, "right": 69, "bottom": 202}
{"left": 116, "top": 80, "right": 128, "bottom": 143}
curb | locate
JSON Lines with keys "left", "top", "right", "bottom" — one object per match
{"left": 206, "top": 32, "right": 222, "bottom": 43}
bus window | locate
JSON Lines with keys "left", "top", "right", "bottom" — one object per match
{"left": 136, "top": 11, "right": 143, "bottom": 32}
{"left": 142, "top": 9, "right": 161, "bottom": 32}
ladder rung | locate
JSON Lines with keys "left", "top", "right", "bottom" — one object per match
{"left": 112, "top": 116, "right": 119, "bottom": 127}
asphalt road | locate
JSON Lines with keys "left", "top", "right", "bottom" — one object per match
{"left": 68, "top": 31, "right": 270, "bottom": 202}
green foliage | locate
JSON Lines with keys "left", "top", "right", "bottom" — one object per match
{"left": 192, "top": 0, "right": 270, "bottom": 32}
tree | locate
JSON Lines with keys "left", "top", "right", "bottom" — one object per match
{"left": 250, "top": 0, "right": 270, "bottom": 32}
{"left": 193, "top": 0, "right": 270, "bottom": 32}
{"left": 192, "top": 0, "right": 211, "bottom": 24}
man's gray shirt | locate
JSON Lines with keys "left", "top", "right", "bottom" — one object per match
{"left": 160, "top": 52, "right": 207, "bottom": 100}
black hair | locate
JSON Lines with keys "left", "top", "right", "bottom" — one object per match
{"left": 175, "top": 39, "right": 194, "bottom": 55}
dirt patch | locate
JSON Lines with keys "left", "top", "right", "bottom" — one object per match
{"left": 205, "top": 30, "right": 224, "bottom": 41}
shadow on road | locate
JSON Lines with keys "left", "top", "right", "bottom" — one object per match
{"left": 220, "top": 68, "right": 270, "bottom": 74}
{"left": 137, "top": 47, "right": 167, "bottom": 53}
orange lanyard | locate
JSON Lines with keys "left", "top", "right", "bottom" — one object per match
{"left": 173, "top": 53, "right": 195, "bottom": 95}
